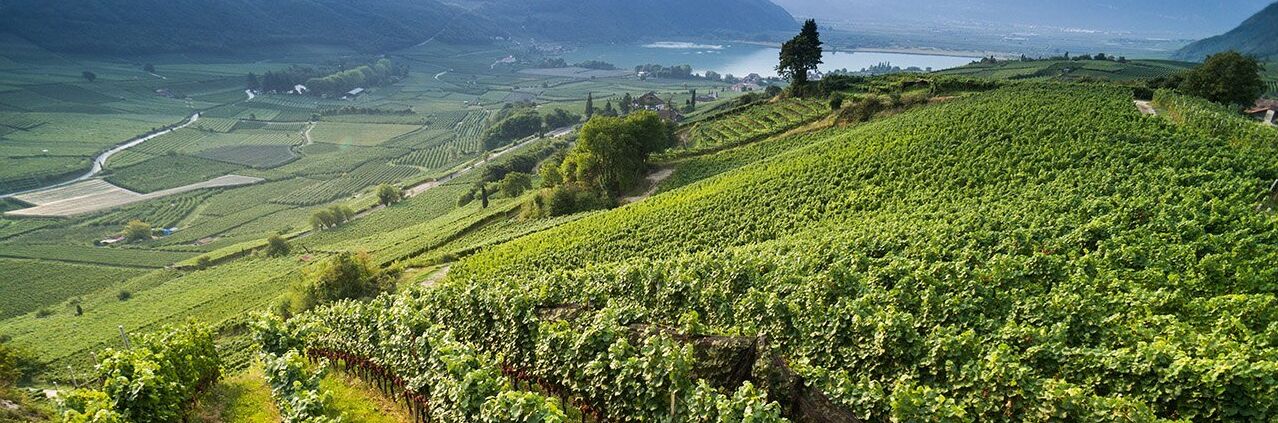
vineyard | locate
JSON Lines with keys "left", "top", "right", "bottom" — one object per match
{"left": 297, "top": 83, "right": 1278, "bottom": 422}
{"left": 685, "top": 98, "right": 826, "bottom": 151}
{"left": 272, "top": 162, "right": 419, "bottom": 206}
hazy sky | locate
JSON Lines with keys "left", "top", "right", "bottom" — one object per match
{"left": 769, "top": 0, "right": 1274, "bottom": 37}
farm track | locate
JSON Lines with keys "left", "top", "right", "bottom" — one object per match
{"left": 621, "top": 167, "right": 675, "bottom": 204}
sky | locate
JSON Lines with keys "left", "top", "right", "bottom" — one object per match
{"left": 769, "top": 0, "right": 1275, "bottom": 38}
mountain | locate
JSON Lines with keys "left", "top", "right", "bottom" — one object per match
{"left": 0, "top": 0, "right": 491, "bottom": 55}
{"left": 0, "top": 0, "right": 796, "bottom": 56}
{"left": 1175, "top": 2, "right": 1278, "bottom": 61}
{"left": 452, "top": 0, "right": 797, "bottom": 42}
{"left": 771, "top": 0, "right": 1272, "bottom": 38}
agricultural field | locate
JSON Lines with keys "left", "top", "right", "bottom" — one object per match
{"left": 0, "top": 258, "right": 146, "bottom": 320}
{"left": 682, "top": 97, "right": 827, "bottom": 150}
{"left": 105, "top": 155, "right": 246, "bottom": 193}
{"left": 936, "top": 58, "right": 1194, "bottom": 81}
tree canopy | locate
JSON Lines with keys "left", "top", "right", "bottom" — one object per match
{"left": 1179, "top": 51, "right": 1266, "bottom": 106}
{"left": 777, "top": 19, "right": 823, "bottom": 90}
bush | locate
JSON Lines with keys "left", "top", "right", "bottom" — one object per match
{"left": 286, "top": 251, "right": 393, "bottom": 313}
{"left": 521, "top": 183, "right": 613, "bottom": 219}
{"left": 499, "top": 172, "right": 533, "bottom": 198}
{"left": 0, "top": 341, "right": 42, "bottom": 387}
{"left": 266, "top": 234, "right": 291, "bottom": 257}
{"left": 123, "top": 220, "right": 151, "bottom": 243}
{"left": 376, "top": 183, "right": 402, "bottom": 206}
{"left": 829, "top": 92, "right": 845, "bottom": 110}
{"left": 196, "top": 256, "right": 212, "bottom": 269}
{"left": 34, "top": 309, "right": 52, "bottom": 318}
{"left": 117, "top": 290, "right": 132, "bottom": 301}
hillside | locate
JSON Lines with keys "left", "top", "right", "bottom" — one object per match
{"left": 0, "top": 0, "right": 796, "bottom": 55}
{"left": 1176, "top": 1, "right": 1278, "bottom": 61}
{"left": 451, "top": 0, "right": 796, "bottom": 42}
{"left": 288, "top": 84, "right": 1278, "bottom": 421}
{"left": 0, "top": 0, "right": 487, "bottom": 54}
{"left": 772, "top": 0, "right": 1272, "bottom": 37}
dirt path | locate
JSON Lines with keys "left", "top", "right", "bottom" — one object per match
{"left": 418, "top": 264, "right": 452, "bottom": 288}
{"left": 1135, "top": 100, "right": 1157, "bottom": 116}
{"left": 621, "top": 167, "right": 675, "bottom": 204}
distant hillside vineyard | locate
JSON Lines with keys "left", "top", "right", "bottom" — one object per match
{"left": 1176, "top": 1, "right": 1278, "bottom": 61}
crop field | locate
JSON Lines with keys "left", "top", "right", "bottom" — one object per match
{"left": 684, "top": 98, "right": 826, "bottom": 150}
{"left": 452, "top": 110, "right": 489, "bottom": 153}
{"left": 193, "top": 144, "right": 297, "bottom": 168}
{"left": 106, "top": 155, "right": 246, "bottom": 193}
{"left": 936, "top": 59, "right": 1194, "bottom": 81}
{"left": 310, "top": 121, "right": 421, "bottom": 146}
{"left": 83, "top": 191, "right": 212, "bottom": 228}
{"left": 272, "top": 162, "right": 418, "bottom": 205}
{"left": 0, "top": 244, "right": 198, "bottom": 268}
{"left": 0, "top": 258, "right": 147, "bottom": 320}
{"left": 7, "top": 175, "right": 262, "bottom": 217}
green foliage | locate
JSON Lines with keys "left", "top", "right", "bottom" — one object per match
{"left": 520, "top": 183, "right": 613, "bottom": 219}
{"left": 376, "top": 184, "right": 402, "bottom": 206}
{"left": 122, "top": 220, "right": 151, "bottom": 243}
{"left": 1179, "top": 51, "right": 1267, "bottom": 106}
{"left": 828, "top": 92, "right": 845, "bottom": 110}
{"left": 287, "top": 252, "right": 393, "bottom": 314}
{"left": 250, "top": 314, "right": 337, "bottom": 423}
{"left": 63, "top": 323, "right": 221, "bottom": 423}
{"left": 266, "top": 234, "right": 292, "bottom": 257}
{"left": 559, "top": 111, "right": 672, "bottom": 196}
{"left": 310, "top": 205, "right": 355, "bottom": 231}
{"left": 448, "top": 84, "right": 1278, "bottom": 421}
{"left": 498, "top": 173, "right": 533, "bottom": 198}
{"left": 0, "top": 341, "right": 41, "bottom": 387}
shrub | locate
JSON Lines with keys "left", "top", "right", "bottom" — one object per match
{"left": 34, "top": 309, "right": 52, "bottom": 319}
{"left": 829, "top": 92, "right": 845, "bottom": 110}
{"left": 123, "top": 220, "right": 151, "bottom": 243}
{"left": 376, "top": 183, "right": 402, "bottom": 206}
{"left": 286, "top": 251, "right": 393, "bottom": 313}
{"left": 499, "top": 172, "right": 533, "bottom": 198}
{"left": 266, "top": 234, "right": 291, "bottom": 257}
{"left": 117, "top": 290, "right": 132, "bottom": 301}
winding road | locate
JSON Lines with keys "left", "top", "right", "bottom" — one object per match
{"left": 1, "top": 113, "right": 201, "bottom": 199}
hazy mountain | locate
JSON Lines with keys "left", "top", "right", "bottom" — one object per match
{"left": 1176, "top": 2, "right": 1278, "bottom": 61}
{"left": 0, "top": 0, "right": 796, "bottom": 56}
{"left": 770, "top": 0, "right": 1273, "bottom": 38}
{"left": 0, "top": 0, "right": 494, "bottom": 55}
{"left": 448, "top": 0, "right": 796, "bottom": 41}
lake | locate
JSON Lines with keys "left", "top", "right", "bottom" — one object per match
{"left": 564, "top": 42, "right": 978, "bottom": 78}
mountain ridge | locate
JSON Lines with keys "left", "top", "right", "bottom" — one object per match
{"left": 1175, "top": 1, "right": 1278, "bottom": 61}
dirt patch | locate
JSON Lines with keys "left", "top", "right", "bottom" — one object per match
{"left": 621, "top": 167, "right": 675, "bottom": 204}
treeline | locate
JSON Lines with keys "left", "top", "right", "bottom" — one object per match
{"left": 247, "top": 58, "right": 408, "bottom": 97}
{"left": 460, "top": 139, "right": 571, "bottom": 207}
{"left": 976, "top": 52, "right": 1131, "bottom": 64}
{"left": 481, "top": 102, "right": 581, "bottom": 150}
{"left": 635, "top": 64, "right": 695, "bottom": 79}
{"left": 536, "top": 58, "right": 618, "bottom": 70}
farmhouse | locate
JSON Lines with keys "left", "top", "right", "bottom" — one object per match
{"left": 343, "top": 87, "right": 365, "bottom": 100}
{"left": 633, "top": 92, "right": 667, "bottom": 110}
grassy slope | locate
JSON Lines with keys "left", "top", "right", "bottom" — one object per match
{"left": 444, "top": 84, "right": 1278, "bottom": 419}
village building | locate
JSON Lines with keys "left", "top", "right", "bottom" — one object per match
{"left": 342, "top": 87, "right": 365, "bottom": 100}
{"left": 628, "top": 91, "right": 683, "bottom": 122}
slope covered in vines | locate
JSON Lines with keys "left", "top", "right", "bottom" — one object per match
{"left": 430, "top": 84, "right": 1278, "bottom": 421}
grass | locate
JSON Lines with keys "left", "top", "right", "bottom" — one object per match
{"left": 193, "top": 366, "right": 281, "bottom": 423}
{"left": 321, "top": 370, "right": 412, "bottom": 423}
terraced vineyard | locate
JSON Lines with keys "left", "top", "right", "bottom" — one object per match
{"left": 292, "top": 84, "right": 1278, "bottom": 422}
{"left": 453, "top": 110, "right": 490, "bottom": 153}
{"left": 685, "top": 98, "right": 826, "bottom": 150}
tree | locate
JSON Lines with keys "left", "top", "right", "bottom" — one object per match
{"left": 777, "top": 19, "right": 823, "bottom": 90}
{"left": 266, "top": 234, "right": 291, "bottom": 257}
{"left": 82, "top": 71, "right": 97, "bottom": 82}
{"left": 705, "top": 70, "right": 721, "bottom": 81}
{"left": 288, "top": 252, "right": 391, "bottom": 313}
{"left": 143, "top": 63, "right": 156, "bottom": 73}
{"left": 1179, "top": 51, "right": 1266, "bottom": 107}
{"left": 603, "top": 101, "right": 616, "bottom": 116}
{"left": 376, "top": 184, "right": 402, "bottom": 206}
{"left": 620, "top": 93, "right": 633, "bottom": 115}
{"left": 246, "top": 73, "right": 261, "bottom": 91}
{"left": 690, "top": 89, "right": 697, "bottom": 111}
{"left": 123, "top": 220, "right": 151, "bottom": 242}
{"left": 829, "top": 92, "right": 845, "bottom": 110}
{"left": 499, "top": 173, "right": 533, "bottom": 197}
{"left": 585, "top": 92, "right": 595, "bottom": 118}
{"left": 480, "top": 185, "right": 489, "bottom": 208}
{"left": 559, "top": 111, "right": 671, "bottom": 196}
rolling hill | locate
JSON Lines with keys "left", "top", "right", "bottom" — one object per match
{"left": 1176, "top": 1, "right": 1278, "bottom": 61}
{"left": 450, "top": 0, "right": 797, "bottom": 42}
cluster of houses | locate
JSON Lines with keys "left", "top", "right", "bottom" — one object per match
{"left": 631, "top": 92, "right": 683, "bottom": 121}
